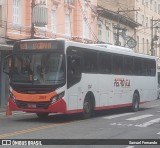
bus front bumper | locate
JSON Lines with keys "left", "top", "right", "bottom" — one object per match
{"left": 8, "top": 98, "right": 67, "bottom": 113}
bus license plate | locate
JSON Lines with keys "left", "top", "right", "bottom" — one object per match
{"left": 28, "top": 103, "right": 36, "bottom": 108}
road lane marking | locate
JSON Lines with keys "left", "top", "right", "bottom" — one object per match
{"left": 137, "top": 118, "right": 160, "bottom": 127}
{"left": 150, "top": 105, "right": 160, "bottom": 107}
{"left": 126, "top": 114, "right": 153, "bottom": 121}
{"left": 0, "top": 112, "right": 35, "bottom": 119}
{"left": 0, "top": 120, "right": 80, "bottom": 139}
{"left": 157, "top": 132, "right": 160, "bottom": 135}
{"left": 103, "top": 113, "right": 135, "bottom": 119}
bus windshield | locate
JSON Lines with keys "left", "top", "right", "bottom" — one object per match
{"left": 10, "top": 52, "right": 65, "bottom": 85}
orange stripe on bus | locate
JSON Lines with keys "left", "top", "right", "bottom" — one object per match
{"left": 12, "top": 90, "right": 57, "bottom": 102}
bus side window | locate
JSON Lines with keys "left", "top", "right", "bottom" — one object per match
{"left": 150, "top": 60, "right": 156, "bottom": 76}
{"left": 123, "top": 56, "right": 133, "bottom": 75}
{"left": 99, "top": 53, "right": 112, "bottom": 74}
{"left": 134, "top": 58, "right": 142, "bottom": 75}
{"left": 112, "top": 54, "right": 123, "bottom": 75}
{"left": 83, "top": 51, "right": 97, "bottom": 73}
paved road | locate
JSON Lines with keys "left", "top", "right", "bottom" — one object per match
{"left": 0, "top": 99, "right": 160, "bottom": 148}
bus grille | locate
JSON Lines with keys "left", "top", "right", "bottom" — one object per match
{"left": 16, "top": 101, "right": 50, "bottom": 109}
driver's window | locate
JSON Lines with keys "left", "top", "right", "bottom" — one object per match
{"left": 3, "top": 55, "right": 12, "bottom": 75}
{"left": 67, "top": 55, "right": 81, "bottom": 88}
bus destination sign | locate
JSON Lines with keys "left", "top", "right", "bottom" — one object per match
{"left": 19, "top": 41, "right": 57, "bottom": 50}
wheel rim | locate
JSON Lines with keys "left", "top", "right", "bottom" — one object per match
{"left": 84, "top": 101, "right": 90, "bottom": 113}
{"left": 134, "top": 99, "right": 138, "bottom": 109}
{"left": 133, "top": 94, "right": 139, "bottom": 110}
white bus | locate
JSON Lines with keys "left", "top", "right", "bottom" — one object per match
{"left": 3, "top": 39, "right": 157, "bottom": 119}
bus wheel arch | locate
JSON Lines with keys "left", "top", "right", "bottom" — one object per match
{"left": 132, "top": 90, "right": 140, "bottom": 112}
{"left": 82, "top": 91, "right": 95, "bottom": 119}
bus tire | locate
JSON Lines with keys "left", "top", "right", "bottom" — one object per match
{"left": 36, "top": 113, "right": 49, "bottom": 118}
{"left": 131, "top": 93, "right": 140, "bottom": 112}
{"left": 82, "top": 96, "right": 94, "bottom": 119}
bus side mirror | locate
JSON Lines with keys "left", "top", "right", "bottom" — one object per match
{"left": 3, "top": 55, "right": 11, "bottom": 75}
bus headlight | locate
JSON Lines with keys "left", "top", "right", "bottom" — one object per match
{"left": 9, "top": 91, "right": 16, "bottom": 103}
{"left": 51, "top": 92, "right": 65, "bottom": 104}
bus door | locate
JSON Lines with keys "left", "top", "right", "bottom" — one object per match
{"left": 67, "top": 48, "right": 82, "bottom": 111}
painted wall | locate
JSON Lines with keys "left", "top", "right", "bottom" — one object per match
{"left": 5, "top": 0, "right": 98, "bottom": 43}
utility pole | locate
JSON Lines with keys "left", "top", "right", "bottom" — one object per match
{"left": 151, "top": 17, "right": 154, "bottom": 56}
{"left": 151, "top": 17, "right": 160, "bottom": 56}
{"left": 31, "top": 0, "right": 35, "bottom": 38}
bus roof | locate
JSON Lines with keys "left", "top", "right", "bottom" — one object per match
{"left": 17, "top": 38, "right": 156, "bottom": 60}
{"left": 90, "top": 44, "right": 134, "bottom": 53}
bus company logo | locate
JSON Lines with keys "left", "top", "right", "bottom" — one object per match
{"left": 2, "top": 140, "right": 11, "bottom": 145}
{"left": 114, "top": 78, "right": 130, "bottom": 87}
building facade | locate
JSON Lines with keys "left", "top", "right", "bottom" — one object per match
{"left": 5, "top": 0, "right": 97, "bottom": 43}
{"left": 98, "top": 0, "right": 160, "bottom": 56}
{"left": 97, "top": 5, "right": 140, "bottom": 48}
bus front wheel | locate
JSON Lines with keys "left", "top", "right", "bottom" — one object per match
{"left": 131, "top": 93, "right": 140, "bottom": 112}
{"left": 82, "top": 96, "right": 94, "bottom": 119}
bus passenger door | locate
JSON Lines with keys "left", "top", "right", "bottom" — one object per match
{"left": 67, "top": 55, "right": 82, "bottom": 111}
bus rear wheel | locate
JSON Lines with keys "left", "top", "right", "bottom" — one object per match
{"left": 131, "top": 93, "right": 140, "bottom": 112}
{"left": 82, "top": 97, "right": 94, "bottom": 119}
{"left": 36, "top": 113, "right": 49, "bottom": 118}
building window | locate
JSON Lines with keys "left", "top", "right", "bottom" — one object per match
{"left": 13, "top": 0, "right": 21, "bottom": 26}
{"left": 158, "top": 23, "right": 160, "bottom": 33}
{"left": 143, "top": 38, "right": 144, "bottom": 53}
{"left": 146, "top": 39, "right": 149, "bottom": 54}
{"left": 98, "top": 20, "right": 102, "bottom": 42}
{"left": 91, "top": 16, "right": 95, "bottom": 41}
{"left": 150, "top": 0, "right": 153, "bottom": 10}
{"left": 65, "top": 0, "right": 73, "bottom": 5}
{"left": 146, "top": 1, "right": 148, "bottom": 7}
{"left": 0, "top": 5, "right": 2, "bottom": 27}
{"left": 155, "top": 2, "right": 157, "bottom": 12}
{"left": 106, "top": 22, "right": 110, "bottom": 44}
{"left": 51, "top": 9, "right": 57, "bottom": 33}
{"left": 137, "top": 36, "right": 139, "bottom": 52}
{"left": 65, "top": 14, "right": 71, "bottom": 37}
{"left": 146, "top": 17, "right": 148, "bottom": 27}
{"left": 83, "top": 16, "right": 89, "bottom": 39}
{"left": 142, "top": 15, "right": 144, "bottom": 26}
{"left": 136, "top": 12, "right": 138, "bottom": 22}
